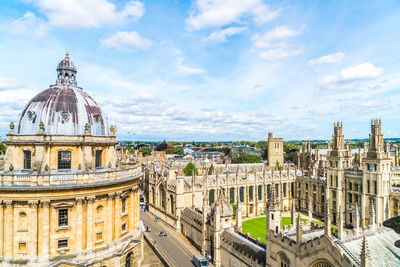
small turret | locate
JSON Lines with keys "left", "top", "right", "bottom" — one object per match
{"left": 369, "top": 199, "right": 376, "bottom": 231}
{"left": 360, "top": 236, "right": 370, "bottom": 267}
{"left": 338, "top": 205, "right": 343, "bottom": 239}
{"left": 296, "top": 212, "right": 302, "bottom": 244}
{"left": 355, "top": 202, "right": 360, "bottom": 235}
{"left": 324, "top": 202, "right": 331, "bottom": 237}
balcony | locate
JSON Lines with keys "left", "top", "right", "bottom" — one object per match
{"left": 0, "top": 165, "right": 141, "bottom": 187}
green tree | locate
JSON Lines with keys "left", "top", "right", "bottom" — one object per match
{"left": 0, "top": 142, "right": 6, "bottom": 155}
{"left": 165, "top": 144, "right": 175, "bottom": 154}
{"left": 283, "top": 143, "right": 299, "bottom": 162}
{"left": 138, "top": 146, "right": 152, "bottom": 156}
{"left": 155, "top": 142, "right": 168, "bottom": 151}
{"left": 174, "top": 146, "right": 184, "bottom": 156}
{"left": 183, "top": 162, "right": 199, "bottom": 176}
{"left": 231, "top": 154, "right": 263, "bottom": 164}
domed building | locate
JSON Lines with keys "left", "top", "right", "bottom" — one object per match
{"left": 0, "top": 53, "right": 143, "bottom": 266}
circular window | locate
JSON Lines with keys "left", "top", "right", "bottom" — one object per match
{"left": 61, "top": 112, "right": 70, "bottom": 121}
{"left": 93, "top": 114, "right": 100, "bottom": 122}
{"left": 27, "top": 111, "right": 36, "bottom": 121}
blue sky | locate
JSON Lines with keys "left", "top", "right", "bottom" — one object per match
{"left": 0, "top": 0, "right": 400, "bottom": 141}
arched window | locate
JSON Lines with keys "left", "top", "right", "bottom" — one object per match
{"left": 249, "top": 186, "right": 253, "bottom": 201}
{"left": 23, "top": 150, "right": 31, "bottom": 169}
{"left": 278, "top": 253, "right": 290, "bottom": 267}
{"left": 283, "top": 183, "right": 287, "bottom": 198}
{"left": 96, "top": 205, "right": 103, "bottom": 222}
{"left": 170, "top": 195, "right": 174, "bottom": 215}
{"left": 229, "top": 188, "right": 235, "bottom": 203}
{"left": 209, "top": 190, "right": 215, "bottom": 206}
{"left": 311, "top": 260, "right": 334, "bottom": 267}
{"left": 19, "top": 212, "right": 27, "bottom": 230}
{"left": 58, "top": 151, "right": 71, "bottom": 169}
{"left": 125, "top": 252, "right": 133, "bottom": 267}
{"left": 239, "top": 187, "right": 244, "bottom": 203}
{"left": 258, "top": 185, "right": 262, "bottom": 201}
{"left": 267, "top": 185, "right": 271, "bottom": 200}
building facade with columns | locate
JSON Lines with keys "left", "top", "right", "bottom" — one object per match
{"left": 0, "top": 54, "right": 143, "bottom": 266}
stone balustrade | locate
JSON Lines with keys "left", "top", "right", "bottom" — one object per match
{"left": 0, "top": 165, "right": 141, "bottom": 187}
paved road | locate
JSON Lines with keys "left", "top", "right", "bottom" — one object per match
{"left": 141, "top": 211, "right": 195, "bottom": 267}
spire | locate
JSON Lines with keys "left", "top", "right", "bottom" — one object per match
{"left": 385, "top": 198, "right": 390, "bottom": 220}
{"left": 324, "top": 202, "right": 331, "bottom": 237}
{"left": 296, "top": 212, "right": 302, "bottom": 244}
{"left": 355, "top": 202, "right": 360, "bottom": 235}
{"left": 360, "top": 236, "right": 370, "bottom": 267}
{"left": 291, "top": 201, "right": 296, "bottom": 225}
{"left": 338, "top": 205, "right": 343, "bottom": 239}
{"left": 369, "top": 199, "right": 375, "bottom": 231}
{"left": 308, "top": 199, "right": 313, "bottom": 221}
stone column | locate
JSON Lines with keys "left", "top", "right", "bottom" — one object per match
{"left": 86, "top": 196, "right": 95, "bottom": 250}
{"left": 115, "top": 192, "right": 122, "bottom": 239}
{"left": 4, "top": 200, "right": 13, "bottom": 261}
{"left": 106, "top": 193, "right": 115, "bottom": 242}
{"left": 129, "top": 190, "right": 135, "bottom": 232}
{"left": 40, "top": 200, "right": 50, "bottom": 262}
{"left": 76, "top": 198, "right": 84, "bottom": 253}
{"left": 0, "top": 201, "right": 4, "bottom": 259}
{"left": 28, "top": 200, "right": 39, "bottom": 261}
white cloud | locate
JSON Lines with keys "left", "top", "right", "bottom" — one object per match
{"left": 340, "top": 62, "right": 383, "bottom": 80}
{"left": 26, "top": 0, "right": 144, "bottom": 28}
{"left": 318, "top": 62, "right": 384, "bottom": 86}
{"left": 307, "top": 52, "right": 345, "bottom": 66}
{"left": 185, "top": 0, "right": 279, "bottom": 31}
{"left": 259, "top": 48, "right": 303, "bottom": 61}
{"left": 176, "top": 57, "right": 205, "bottom": 74}
{"left": 203, "top": 27, "right": 247, "bottom": 43}
{"left": 9, "top": 11, "right": 48, "bottom": 37}
{"left": 100, "top": 31, "right": 152, "bottom": 51}
{"left": 0, "top": 77, "right": 24, "bottom": 90}
{"left": 252, "top": 26, "right": 303, "bottom": 48}
{"left": 252, "top": 26, "right": 304, "bottom": 61}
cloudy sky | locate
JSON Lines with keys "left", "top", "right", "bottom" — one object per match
{"left": 0, "top": 0, "right": 400, "bottom": 141}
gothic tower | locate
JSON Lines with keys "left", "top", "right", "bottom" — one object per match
{"left": 361, "top": 119, "right": 391, "bottom": 226}
{"left": 326, "top": 122, "right": 352, "bottom": 225}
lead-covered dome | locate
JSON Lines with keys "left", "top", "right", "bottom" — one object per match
{"left": 16, "top": 53, "right": 109, "bottom": 136}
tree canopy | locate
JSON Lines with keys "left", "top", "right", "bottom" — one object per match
{"left": 155, "top": 142, "right": 168, "bottom": 151}
{"left": 138, "top": 146, "right": 152, "bottom": 156}
{"left": 183, "top": 162, "right": 199, "bottom": 176}
{"left": 231, "top": 154, "right": 263, "bottom": 164}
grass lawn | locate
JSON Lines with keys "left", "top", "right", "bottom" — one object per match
{"left": 242, "top": 217, "right": 308, "bottom": 244}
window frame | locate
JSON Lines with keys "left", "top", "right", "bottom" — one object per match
{"left": 58, "top": 150, "right": 71, "bottom": 170}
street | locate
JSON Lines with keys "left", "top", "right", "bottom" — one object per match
{"left": 141, "top": 211, "right": 195, "bottom": 267}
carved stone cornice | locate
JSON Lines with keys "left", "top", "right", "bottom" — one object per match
{"left": 28, "top": 200, "right": 39, "bottom": 208}
{"left": 76, "top": 197, "right": 85, "bottom": 205}
{"left": 4, "top": 200, "right": 13, "bottom": 208}
{"left": 115, "top": 191, "right": 122, "bottom": 199}
{"left": 41, "top": 200, "right": 51, "bottom": 208}
{"left": 87, "top": 196, "right": 96, "bottom": 204}
{"left": 108, "top": 193, "right": 116, "bottom": 200}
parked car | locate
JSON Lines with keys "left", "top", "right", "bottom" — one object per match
{"left": 192, "top": 254, "right": 208, "bottom": 267}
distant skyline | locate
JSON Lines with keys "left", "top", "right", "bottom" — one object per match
{"left": 1, "top": 1, "right": 400, "bottom": 141}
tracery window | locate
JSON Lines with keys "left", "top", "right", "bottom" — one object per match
{"left": 239, "top": 187, "right": 244, "bottom": 203}
{"left": 209, "top": 189, "right": 215, "bottom": 205}
{"left": 258, "top": 185, "right": 262, "bottom": 201}
{"left": 23, "top": 150, "right": 31, "bottom": 169}
{"left": 249, "top": 186, "right": 253, "bottom": 201}
{"left": 58, "top": 151, "right": 71, "bottom": 169}
{"left": 279, "top": 253, "right": 290, "bottom": 267}
{"left": 230, "top": 188, "right": 235, "bottom": 203}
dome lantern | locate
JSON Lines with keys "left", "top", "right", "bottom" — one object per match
{"left": 56, "top": 51, "right": 77, "bottom": 86}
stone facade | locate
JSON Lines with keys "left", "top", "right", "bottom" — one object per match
{"left": 0, "top": 54, "right": 143, "bottom": 266}
{"left": 267, "top": 132, "right": 284, "bottom": 168}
